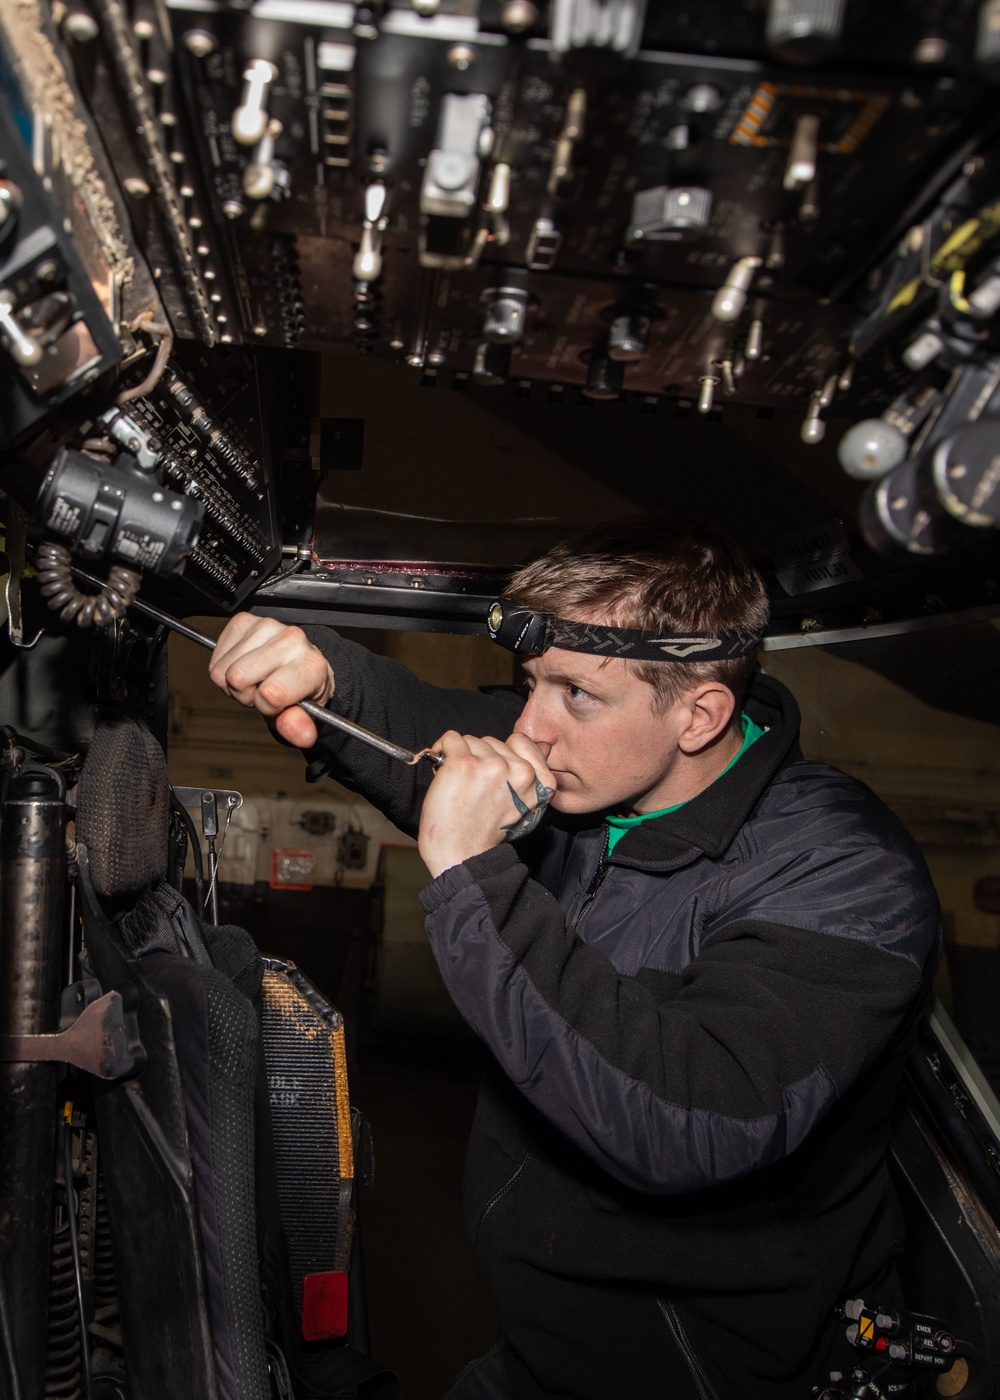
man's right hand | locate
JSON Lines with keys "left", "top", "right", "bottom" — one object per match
{"left": 209, "top": 613, "right": 336, "bottom": 749}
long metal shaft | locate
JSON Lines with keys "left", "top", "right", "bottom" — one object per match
{"left": 0, "top": 770, "right": 67, "bottom": 1400}
{"left": 69, "top": 567, "right": 443, "bottom": 768}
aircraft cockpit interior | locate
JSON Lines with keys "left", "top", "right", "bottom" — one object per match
{"left": 2, "top": 1, "right": 1000, "bottom": 1397}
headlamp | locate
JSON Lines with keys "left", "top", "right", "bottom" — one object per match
{"left": 486, "top": 598, "right": 762, "bottom": 662}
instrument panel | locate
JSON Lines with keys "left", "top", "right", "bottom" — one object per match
{"left": 1, "top": 0, "right": 1000, "bottom": 621}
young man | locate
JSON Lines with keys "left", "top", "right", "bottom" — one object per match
{"left": 210, "top": 517, "right": 941, "bottom": 1400}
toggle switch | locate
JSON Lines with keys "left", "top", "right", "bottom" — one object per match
{"left": 712, "top": 257, "right": 762, "bottom": 322}
{"left": 784, "top": 113, "right": 820, "bottom": 190}
{"left": 0, "top": 291, "right": 43, "bottom": 367}
{"left": 232, "top": 60, "right": 278, "bottom": 147}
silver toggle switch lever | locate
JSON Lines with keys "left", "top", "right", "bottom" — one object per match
{"left": 745, "top": 318, "right": 764, "bottom": 361}
{"left": 801, "top": 390, "right": 827, "bottom": 444}
{"left": 484, "top": 163, "right": 511, "bottom": 214}
{"left": 784, "top": 113, "right": 820, "bottom": 190}
{"left": 712, "top": 257, "right": 762, "bottom": 322}
{"left": 232, "top": 59, "right": 278, "bottom": 147}
{"left": 697, "top": 374, "right": 719, "bottom": 414}
{"left": 0, "top": 291, "right": 43, "bottom": 367}
{"left": 548, "top": 87, "right": 586, "bottom": 197}
{"left": 718, "top": 359, "right": 737, "bottom": 396}
{"left": 353, "top": 182, "right": 388, "bottom": 281}
{"left": 242, "top": 119, "right": 283, "bottom": 199}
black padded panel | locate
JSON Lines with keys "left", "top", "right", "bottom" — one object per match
{"left": 143, "top": 952, "right": 271, "bottom": 1400}
{"left": 76, "top": 711, "right": 169, "bottom": 898}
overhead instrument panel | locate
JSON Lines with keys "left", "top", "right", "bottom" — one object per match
{"left": 2, "top": 0, "right": 1000, "bottom": 617}
{"left": 45, "top": 0, "right": 998, "bottom": 414}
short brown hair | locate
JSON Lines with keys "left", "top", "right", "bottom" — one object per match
{"left": 504, "top": 516, "right": 769, "bottom": 716}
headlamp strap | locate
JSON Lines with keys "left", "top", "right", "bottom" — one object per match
{"left": 486, "top": 600, "right": 761, "bottom": 662}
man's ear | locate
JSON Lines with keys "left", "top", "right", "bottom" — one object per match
{"left": 676, "top": 682, "right": 737, "bottom": 754}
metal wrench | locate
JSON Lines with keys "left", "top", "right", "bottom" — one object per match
{"left": 69, "top": 566, "right": 443, "bottom": 769}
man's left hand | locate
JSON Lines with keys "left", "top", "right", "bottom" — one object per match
{"left": 418, "top": 732, "right": 556, "bottom": 878}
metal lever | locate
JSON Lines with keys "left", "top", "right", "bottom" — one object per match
{"left": 68, "top": 564, "right": 444, "bottom": 770}
{"left": 67, "top": 566, "right": 554, "bottom": 843}
{"left": 0, "top": 990, "right": 146, "bottom": 1081}
{"left": 0, "top": 291, "right": 43, "bottom": 367}
{"left": 172, "top": 786, "right": 243, "bottom": 925}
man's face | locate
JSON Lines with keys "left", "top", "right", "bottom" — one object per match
{"left": 511, "top": 646, "right": 690, "bottom": 816}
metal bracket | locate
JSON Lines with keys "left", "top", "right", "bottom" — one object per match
{"left": 172, "top": 787, "right": 243, "bottom": 819}
{"left": 172, "top": 786, "right": 243, "bottom": 924}
{"left": 0, "top": 989, "right": 147, "bottom": 1080}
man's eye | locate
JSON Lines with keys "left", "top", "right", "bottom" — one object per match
{"left": 566, "top": 685, "right": 589, "bottom": 702}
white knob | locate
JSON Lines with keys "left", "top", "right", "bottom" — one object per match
{"left": 838, "top": 419, "right": 908, "bottom": 479}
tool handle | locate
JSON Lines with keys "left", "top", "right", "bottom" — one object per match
{"left": 298, "top": 699, "right": 443, "bottom": 767}
{"left": 67, "top": 565, "right": 445, "bottom": 769}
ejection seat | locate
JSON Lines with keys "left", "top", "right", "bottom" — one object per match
{"left": 74, "top": 710, "right": 396, "bottom": 1400}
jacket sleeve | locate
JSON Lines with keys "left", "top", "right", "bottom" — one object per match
{"left": 418, "top": 835, "right": 941, "bottom": 1195}
{"left": 298, "top": 627, "right": 525, "bottom": 837}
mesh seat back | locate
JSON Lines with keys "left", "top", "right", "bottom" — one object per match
{"left": 77, "top": 715, "right": 270, "bottom": 1400}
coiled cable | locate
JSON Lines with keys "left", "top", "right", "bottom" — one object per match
{"left": 36, "top": 543, "right": 141, "bottom": 629}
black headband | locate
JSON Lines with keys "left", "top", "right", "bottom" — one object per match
{"left": 486, "top": 600, "right": 762, "bottom": 662}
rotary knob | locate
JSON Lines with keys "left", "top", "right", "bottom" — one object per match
{"left": 932, "top": 419, "right": 1000, "bottom": 527}
{"left": 608, "top": 314, "right": 650, "bottom": 362}
{"left": 583, "top": 354, "right": 624, "bottom": 400}
{"left": 859, "top": 461, "right": 946, "bottom": 558}
{"left": 766, "top": 0, "right": 846, "bottom": 62}
{"left": 472, "top": 341, "right": 511, "bottom": 386}
{"left": 481, "top": 288, "right": 529, "bottom": 343}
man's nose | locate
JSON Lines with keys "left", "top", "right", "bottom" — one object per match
{"left": 513, "top": 694, "right": 554, "bottom": 760}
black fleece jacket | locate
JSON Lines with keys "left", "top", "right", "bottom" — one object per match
{"left": 300, "top": 629, "right": 942, "bottom": 1400}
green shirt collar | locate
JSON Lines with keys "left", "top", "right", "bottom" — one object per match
{"left": 604, "top": 713, "right": 767, "bottom": 856}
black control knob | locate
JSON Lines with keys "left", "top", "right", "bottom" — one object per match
{"left": 608, "top": 313, "right": 649, "bottom": 362}
{"left": 860, "top": 458, "right": 965, "bottom": 559}
{"left": 583, "top": 353, "right": 624, "bottom": 400}
{"left": 472, "top": 340, "right": 511, "bottom": 386}
{"left": 933, "top": 419, "right": 1000, "bottom": 527}
{"left": 481, "top": 288, "right": 529, "bottom": 343}
{"left": 766, "top": 0, "right": 845, "bottom": 63}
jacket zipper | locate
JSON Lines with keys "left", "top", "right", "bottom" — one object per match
{"left": 474, "top": 1148, "right": 534, "bottom": 1247}
{"left": 572, "top": 851, "right": 609, "bottom": 930}
{"left": 658, "top": 1300, "right": 721, "bottom": 1400}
